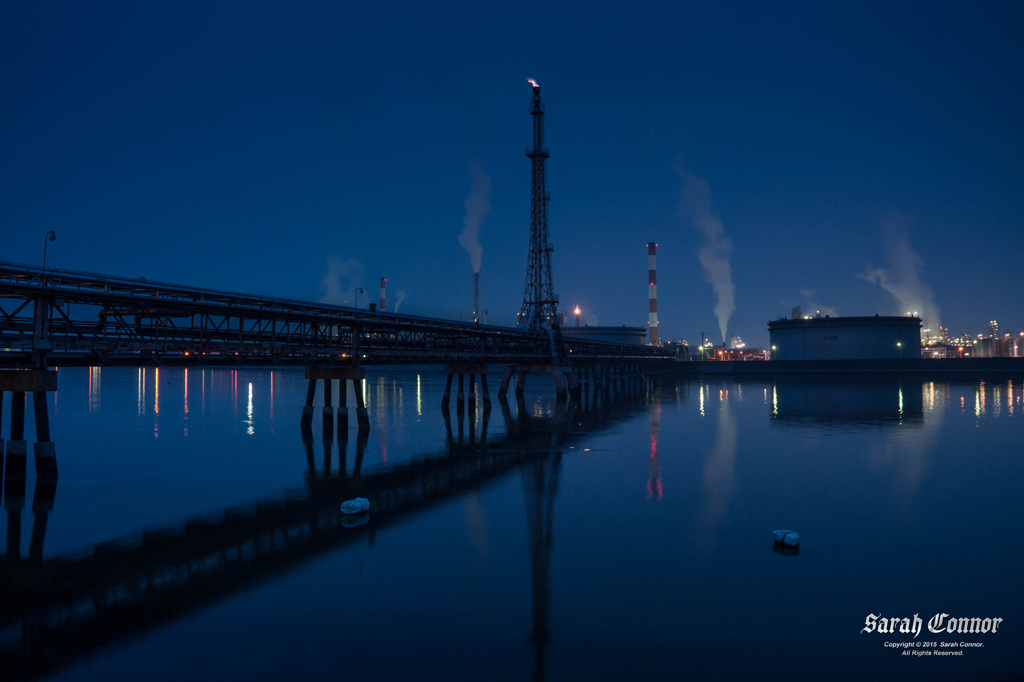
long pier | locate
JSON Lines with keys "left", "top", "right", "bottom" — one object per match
{"left": 0, "top": 261, "right": 674, "bottom": 367}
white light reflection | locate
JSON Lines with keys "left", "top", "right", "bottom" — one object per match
{"left": 246, "top": 382, "right": 254, "bottom": 435}
{"left": 137, "top": 368, "right": 145, "bottom": 415}
{"left": 153, "top": 367, "right": 160, "bottom": 438}
{"left": 699, "top": 385, "right": 705, "bottom": 418}
{"left": 88, "top": 367, "right": 101, "bottom": 412}
{"left": 183, "top": 368, "right": 190, "bottom": 437}
{"left": 898, "top": 388, "right": 904, "bottom": 422}
{"left": 772, "top": 385, "right": 778, "bottom": 417}
{"left": 416, "top": 374, "right": 422, "bottom": 417}
{"left": 375, "top": 376, "right": 387, "bottom": 427}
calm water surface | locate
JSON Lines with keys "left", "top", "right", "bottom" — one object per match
{"left": 2, "top": 367, "right": 1022, "bottom": 680}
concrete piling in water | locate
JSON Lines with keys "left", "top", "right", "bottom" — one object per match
{"left": 301, "top": 379, "right": 317, "bottom": 430}
{"left": 304, "top": 366, "right": 369, "bottom": 433}
{"left": 337, "top": 378, "right": 349, "bottom": 432}
{"left": 1, "top": 370, "right": 58, "bottom": 482}
{"left": 444, "top": 365, "right": 490, "bottom": 410}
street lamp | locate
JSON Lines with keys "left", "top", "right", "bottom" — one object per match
{"left": 42, "top": 230, "right": 56, "bottom": 283}
{"left": 574, "top": 306, "right": 581, "bottom": 327}
{"left": 897, "top": 341, "right": 902, "bottom": 359}
{"left": 353, "top": 287, "right": 364, "bottom": 309}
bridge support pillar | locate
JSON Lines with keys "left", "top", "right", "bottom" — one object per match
{"left": 498, "top": 364, "right": 576, "bottom": 403}
{"left": 322, "top": 378, "right": 334, "bottom": 439}
{"left": 301, "top": 379, "right": 316, "bottom": 430}
{"left": 0, "top": 370, "right": 58, "bottom": 482}
{"left": 443, "top": 365, "right": 490, "bottom": 409}
{"left": 337, "top": 378, "right": 349, "bottom": 432}
{"left": 498, "top": 366, "right": 513, "bottom": 399}
{"left": 304, "top": 366, "right": 369, "bottom": 432}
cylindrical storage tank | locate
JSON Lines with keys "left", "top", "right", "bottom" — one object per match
{"left": 768, "top": 316, "right": 922, "bottom": 360}
{"left": 562, "top": 325, "right": 647, "bottom": 346}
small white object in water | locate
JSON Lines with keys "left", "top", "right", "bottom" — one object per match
{"left": 772, "top": 529, "right": 800, "bottom": 546}
{"left": 341, "top": 498, "right": 370, "bottom": 515}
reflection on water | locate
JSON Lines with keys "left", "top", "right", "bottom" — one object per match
{"left": 2, "top": 369, "right": 1022, "bottom": 681}
{"left": 700, "top": 396, "right": 736, "bottom": 530}
{"left": 647, "top": 402, "right": 661, "bottom": 501}
{"left": 1, "top": 374, "right": 644, "bottom": 682}
{"left": 87, "top": 367, "right": 101, "bottom": 413}
{"left": 770, "top": 376, "right": 925, "bottom": 427}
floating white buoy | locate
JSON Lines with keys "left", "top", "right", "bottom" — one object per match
{"left": 341, "top": 497, "right": 370, "bottom": 515}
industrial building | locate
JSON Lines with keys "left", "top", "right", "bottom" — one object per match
{"left": 768, "top": 315, "right": 921, "bottom": 361}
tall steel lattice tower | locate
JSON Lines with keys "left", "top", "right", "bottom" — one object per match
{"left": 518, "top": 79, "right": 559, "bottom": 331}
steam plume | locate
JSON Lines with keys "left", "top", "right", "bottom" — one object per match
{"left": 319, "top": 256, "right": 364, "bottom": 305}
{"left": 393, "top": 288, "right": 407, "bottom": 313}
{"left": 799, "top": 289, "right": 838, "bottom": 318}
{"left": 856, "top": 226, "right": 940, "bottom": 329}
{"left": 459, "top": 160, "right": 490, "bottom": 273}
{"left": 675, "top": 161, "right": 735, "bottom": 343}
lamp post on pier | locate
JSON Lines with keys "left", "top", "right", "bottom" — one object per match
{"left": 353, "top": 287, "right": 364, "bottom": 310}
{"left": 42, "top": 230, "right": 56, "bottom": 283}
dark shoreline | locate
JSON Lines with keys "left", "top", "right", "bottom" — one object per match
{"left": 671, "top": 357, "right": 1024, "bottom": 377}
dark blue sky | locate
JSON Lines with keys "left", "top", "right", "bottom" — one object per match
{"left": 2, "top": 1, "right": 1022, "bottom": 347}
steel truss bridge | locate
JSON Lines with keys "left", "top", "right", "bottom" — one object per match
{"left": 0, "top": 262, "right": 675, "bottom": 368}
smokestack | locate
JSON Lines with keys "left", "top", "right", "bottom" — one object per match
{"left": 380, "top": 277, "right": 386, "bottom": 312}
{"left": 648, "top": 242, "right": 659, "bottom": 345}
{"left": 473, "top": 272, "right": 480, "bottom": 323}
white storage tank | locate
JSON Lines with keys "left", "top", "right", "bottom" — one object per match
{"left": 768, "top": 315, "right": 921, "bottom": 361}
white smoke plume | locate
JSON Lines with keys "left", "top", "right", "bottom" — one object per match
{"left": 319, "top": 256, "right": 364, "bottom": 306}
{"left": 856, "top": 227, "right": 941, "bottom": 329}
{"left": 393, "top": 288, "right": 407, "bottom": 313}
{"left": 675, "top": 161, "right": 735, "bottom": 343}
{"left": 459, "top": 160, "right": 490, "bottom": 273}
{"left": 799, "top": 289, "right": 839, "bottom": 318}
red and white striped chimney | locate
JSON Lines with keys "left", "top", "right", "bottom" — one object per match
{"left": 647, "top": 242, "right": 659, "bottom": 345}
{"left": 380, "top": 277, "right": 386, "bottom": 312}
